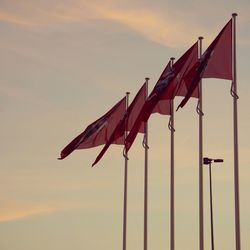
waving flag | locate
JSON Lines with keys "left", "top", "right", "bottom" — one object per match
{"left": 125, "top": 42, "right": 198, "bottom": 152}
{"left": 152, "top": 62, "right": 172, "bottom": 115}
{"left": 153, "top": 43, "right": 199, "bottom": 115}
{"left": 92, "top": 82, "right": 147, "bottom": 166}
{"left": 203, "top": 20, "right": 232, "bottom": 80}
{"left": 177, "top": 19, "right": 232, "bottom": 110}
{"left": 58, "top": 97, "right": 126, "bottom": 160}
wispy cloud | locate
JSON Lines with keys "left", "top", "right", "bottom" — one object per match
{"left": 0, "top": 84, "right": 52, "bottom": 108}
{"left": 0, "top": 1, "right": 228, "bottom": 47}
{"left": 0, "top": 205, "right": 59, "bottom": 222}
{"left": 0, "top": 1, "right": 99, "bottom": 27}
{"left": 1, "top": 1, "right": 249, "bottom": 47}
{"left": 96, "top": 7, "right": 197, "bottom": 47}
{"left": 0, "top": 11, "right": 35, "bottom": 27}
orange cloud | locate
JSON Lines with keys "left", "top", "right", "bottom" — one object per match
{"left": 96, "top": 7, "right": 197, "bottom": 47}
{"left": 0, "top": 2, "right": 198, "bottom": 47}
{"left": 0, "top": 2, "right": 98, "bottom": 27}
{"left": 0, "top": 1, "right": 248, "bottom": 47}
{"left": 0, "top": 84, "right": 51, "bottom": 108}
{"left": 0, "top": 205, "right": 58, "bottom": 222}
{"left": 0, "top": 11, "right": 36, "bottom": 27}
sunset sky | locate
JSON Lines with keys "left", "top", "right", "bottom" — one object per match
{"left": 1, "top": 1, "right": 250, "bottom": 250}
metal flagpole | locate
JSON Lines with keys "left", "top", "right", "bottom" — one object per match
{"left": 143, "top": 78, "right": 149, "bottom": 250}
{"left": 123, "top": 92, "right": 130, "bottom": 250}
{"left": 208, "top": 162, "right": 215, "bottom": 250}
{"left": 232, "top": 13, "right": 241, "bottom": 250}
{"left": 197, "top": 36, "right": 204, "bottom": 250}
{"left": 169, "top": 57, "right": 175, "bottom": 250}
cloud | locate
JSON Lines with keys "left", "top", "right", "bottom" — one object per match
{"left": 1, "top": 1, "right": 249, "bottom": 47}
{"left": 96, "top": 7, "right": 197, "bottom": 47}
{"left": 0, "top": 11, "right": 35, "bottom": 27}
{"left": 0, "top": 1, "right": 224, "bottom": 48}
{"left": 0, "top": 84, "right": 52, "bottom": 109}
{"left": 0, "top": 1, "right": 99, "bottom": 27}
{"left": 0, "top": 205, "right": 59, "bottom": 222}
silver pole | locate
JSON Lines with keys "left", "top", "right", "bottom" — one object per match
{"left": 123, "top": 92, "right": 130, "bottom": 250}
{"left": 143, "top": 78, "right": 149, "bottom": 250}
{"left": 198, "top": 36, "right": 204, "bottom": 250}
{"left": 209, "top": 163, "right": 215, "bottom": 250}
{"left": 170, "top": 57, "right": 175, "bottom": 250}
{"left": 232, "top": 13, "right": 241, "bottom": 250}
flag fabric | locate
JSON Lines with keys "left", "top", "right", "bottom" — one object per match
{"left": 177, "top": 19, "right": 232, "bottom": 110}
{"left": 58, "top": 97, "right": 126, "bottom": 160}
{"left": 92, "top": 82, "right": 147, "bottom": 166}
{"left": 203, "top": 19, "right": 232, "bottom": 80}
{"left": 152, "top": 43, "right": 199, "bottom": 115}
{"left": 125, "top": 42, "right": 199, "bottom": 152}
{"left": 127, "top": 83, "right": 147, "bottom": 133}
{"left": 152, "top": 62, "right": 172, "bottom": 115}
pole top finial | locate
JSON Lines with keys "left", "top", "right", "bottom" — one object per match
{"left": 232, "top": 13, "right": 238, "bottom": 17}
{"left": 170, "top": 57, "right": 175, "bottom": 61}
{"left": 198, "top": 36, "right": 204, "bottom": 40}
{"left": 126, "top": 92, "right": 130, "bottom": 95}
{"left": 145, "top": 77, "right": 150, "bottom": 81}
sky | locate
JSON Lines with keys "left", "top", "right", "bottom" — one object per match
{"left": 1, "top": 1, "right": 250, "bottom": 250}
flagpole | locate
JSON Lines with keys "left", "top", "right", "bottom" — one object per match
{"left": 232, "top": 13, "right": 241, "bottom": 250}
{"left": 123, "top": 92, "right": 130, "bottom": 250}
{"left": 198, "top": 36, "right": 204, "bottom": 250}
{"left": 170, "top": 57, "right": 175, "bottom": 250}
{"left": 143, "top": 77, "right": 149, "bottom": 250}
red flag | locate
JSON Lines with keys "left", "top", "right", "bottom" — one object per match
{"left": 92, "top": 82, "right": 147, "bottom": 166}
{"left": 177, "top": 19, "right": 232, "bottom": 109}
{"left": 152, "top": 62, "right": 172, "bottom": 115}
{"left": 127, "top": 83, "right": 146, "bottom": 133}
{"left": 203, "top": 19, "right": 232, "bottom": 80}
{"left": 58, "top": 97, "right": 126, "bottom": 160}
{"left": 152, "top": 43, "right": 199, "bottom": 115}
{"left": 125, "top": 42, "right": 198, "bottom": 152}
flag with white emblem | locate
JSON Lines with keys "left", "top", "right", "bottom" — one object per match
{"left": 177, "top": 19, "right": 232, "bottom": 110}
{"left": 92, "top": 82, "right": 147, "bottom": 166}
{"left": 58, "top": 97, "right": 126, "bottom": 160}
{"left": 125, "top": 42, "right": 199, "bottom": 152}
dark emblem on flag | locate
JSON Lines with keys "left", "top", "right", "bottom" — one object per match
{"left": 154, "top": 69, "right": 175, "bottom": 94}
{"left": 79, "top": 118, "right": 108, "bottom": 144}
